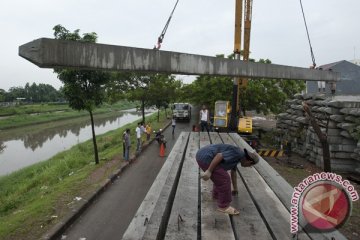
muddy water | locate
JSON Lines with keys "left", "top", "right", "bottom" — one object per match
{"left": 0, "top": 109, "right": 153, "bottom": 176}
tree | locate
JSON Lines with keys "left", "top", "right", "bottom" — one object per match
{"left": 179, "top": 56, "right": 305, "bottom": 116}
{"left": 125, "top": 73, "right": 181, "bottom": 122}
{"left": 126, "top": 73, "right": 151, "bottom": 123}
{"left": 53, "top": 24, "right": 110, "bottom": 164}
{"left": 105, "top": 72, "right": 134, "bottom": 104}
{"left": 240, "top": 59, "right": 305, "bottom": 115}
{"left": 0, "top": 89, "right": 6, "bottom": 102}
{"left": 147, "top": 74, "right": 180, "bottom": 121}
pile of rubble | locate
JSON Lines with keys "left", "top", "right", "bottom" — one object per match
{"left": 277, "top": 94, "right": 360, "bottom": 173}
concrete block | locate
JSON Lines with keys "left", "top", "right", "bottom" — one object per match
{"left": 351, "top": 153, "right": 360, "bottom": 161}
{"left": 313, "top": 94, "right": 327, "bottom": 100}
{"left": 332, "top": 152, "right": 353, "bottom": 159}
{"left": 295, "top": 116, "right": 307, "bottom": 124}
{"left": 323, "top": 107, "right": 340, "bottom": 115}
{"left": 290, "top": 104, "right": 303, "bottom": 111}
{"left": 302, "top": 94, "right": 313, "bottom": 100}
{"left": 277, "top": 113, "right": 288, "bottom": 118}
{"left": 328, "top": 98, "right": 360, "bottom": 108}
{"left": 330, "top": 115, "right": 345, "bottom": 122}
{"left": 340, "top": 131, "right": 353, "bottom": 139}
{"left": 345, "top": 116, "right": 360, "bottom": 124}
{"left": 329, "top": 144, "right": 356, "bottom": 152}
{"left": 326, "top": 121, "right": 338, "bottom": 128}
{"left": 337, "top": 123, "right": 356, "bottom": 131}
{"left": 340, "top": 108, "right": 360, "bottom": 116}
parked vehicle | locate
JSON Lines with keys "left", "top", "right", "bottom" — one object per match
{"left": 172, "top": 103, "right": 191, "bottom": 121}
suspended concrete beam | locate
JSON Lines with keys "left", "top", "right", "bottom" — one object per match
{"left": 19, "top": 38, "right": 339, "bottom": 81}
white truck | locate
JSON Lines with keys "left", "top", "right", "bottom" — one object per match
{"left": 172, "top": 103, "right": 191, "bottom": 121}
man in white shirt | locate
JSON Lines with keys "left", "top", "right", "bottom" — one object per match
{"left": 136, "top": 122, "right": 142, "bottom": 152}
{"left": 199, "top": 105, "right": 209, "bottom": 132}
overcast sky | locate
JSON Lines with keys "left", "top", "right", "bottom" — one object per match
{"left": 1, "top": 0, "right": 359, "bottom": 91}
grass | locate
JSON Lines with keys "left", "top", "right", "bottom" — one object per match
{"left": 0, "top": 110, "right": 170, "bottom": 240}
{"left": 0, "top": 101, "right": 137, "bottom": 130}
{"left": 0, "top": 103, "right": 70, "bottom": 116}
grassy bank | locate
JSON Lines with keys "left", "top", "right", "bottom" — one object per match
{"left": 0, "top": 103, "right": 70, "bottom": 117}
{"left": 0, "top": 101, "right": 136, "bottom": 130}
{"left": 0, "top": 110, "right": 169, "bottom": 240}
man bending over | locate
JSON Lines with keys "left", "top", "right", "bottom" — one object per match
{"left": 196, "top": 144, "right": 259, "bottom": 215}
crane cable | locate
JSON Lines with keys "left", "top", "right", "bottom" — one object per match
{"left": 154, "top": 0, "right": 180, "bottom": 50}
{"left": 299, "top": 0, "right": 316, "bottom": 68}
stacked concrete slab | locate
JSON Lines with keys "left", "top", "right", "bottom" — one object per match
{"left": 277, "top": 94, "right": 360, "bottom": 173}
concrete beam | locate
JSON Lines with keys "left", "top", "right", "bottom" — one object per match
{"left": 19, "top": 38, "right": 339, "bottom": 81}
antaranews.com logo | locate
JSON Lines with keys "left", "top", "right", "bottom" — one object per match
{"left": 290, "top": 172, "right": 359, "bottom": 233}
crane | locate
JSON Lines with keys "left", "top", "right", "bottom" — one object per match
{"left": 213, "top": 0, "right": 253, "bottom": 134}
{"left": 230, "top": 0, "right": 253, "bottom": 133}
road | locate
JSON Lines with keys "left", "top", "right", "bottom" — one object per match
{"left": 60, "top": 110, "right": 198, "bottom": 240}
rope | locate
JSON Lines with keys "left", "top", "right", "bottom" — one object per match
{"left": 299, "top": 0, "right": 316, "bottom": 68}
{"left": 154, "top": 0, "right": 180, "bottom": 50}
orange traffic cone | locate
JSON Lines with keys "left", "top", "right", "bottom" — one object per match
{"left": 159, "top": 143, "right": 165, "bottom": 157}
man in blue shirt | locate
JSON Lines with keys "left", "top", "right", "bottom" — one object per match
{"left": 196, "top": 144, "right": 259, "bottom": 215}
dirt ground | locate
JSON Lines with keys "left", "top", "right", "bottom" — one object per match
{"left": 255, "top": 115, "right": 360, "bottom": 240}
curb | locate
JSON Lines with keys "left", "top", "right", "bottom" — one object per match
{"left": 42, "top": 120, "right": 171, "bottom": 240}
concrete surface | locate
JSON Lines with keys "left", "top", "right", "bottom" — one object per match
{"left": 58, "top": 113, "right": 197, "bottom": 240}
{"left": 19, "top": 38, "right": 339, "bottom": 81}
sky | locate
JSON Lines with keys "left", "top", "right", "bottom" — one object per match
{"left": 1, "top": 0, "right": 359, "bottom": 91}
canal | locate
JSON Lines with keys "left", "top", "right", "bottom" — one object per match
{"left": 0, "top": 109, "right": 153, "bottom": 176}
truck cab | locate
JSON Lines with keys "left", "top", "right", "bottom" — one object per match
{"left": 213, "top": 101, "right": 231, "bottom": 130}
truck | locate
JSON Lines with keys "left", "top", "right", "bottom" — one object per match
{"left": 172, "top": 103, "right": 191, "bottom": 121}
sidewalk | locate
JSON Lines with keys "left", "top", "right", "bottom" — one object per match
{"left": 55, "top": 119, "right": 193, "bottom": 240}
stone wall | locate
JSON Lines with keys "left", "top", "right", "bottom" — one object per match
{"left": 277, "top": 94, "right": 360, "bottom": 173}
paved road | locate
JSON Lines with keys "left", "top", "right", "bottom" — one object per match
{"left": 60, "top": 111, "right": 197, "bottom": 240}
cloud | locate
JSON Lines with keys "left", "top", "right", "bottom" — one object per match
{"left": 1, "top": 0, "right": 359, "bottom": 90}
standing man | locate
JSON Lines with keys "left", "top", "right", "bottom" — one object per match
{"left": 199, "top": 105, "right": 210, "bottom": 132}
{"left": 124, "top": 129, "right": 131, "bottom": 161}
{"left": 196, "top": 144, "right": 259, "bottom": 215}
{"left": 171, "top": 117, "right": 176, "bottom": 135}
{"left": 136, "top": 122, "right": 142, "bottom": 152}
{"left": 122, "top": 129, "right": 127, "bottom": 159}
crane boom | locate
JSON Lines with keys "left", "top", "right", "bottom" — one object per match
{"left": 230, "top": 0, "right": 253, "bottom": 132}
{"left": 234, "top": 0, "right": 243, "bottom": 54}
{"left": 243, "top": 0, "right": 253, "bottom": 61}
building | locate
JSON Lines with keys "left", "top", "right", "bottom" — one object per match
{"left": 306, "top": 60, "right": 360, "bottom": 95}
{"left": 350, "top": 59, "right": 360, "bottom": 66}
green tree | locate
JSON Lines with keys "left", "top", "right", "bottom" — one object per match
{"left": 23, "top": 82, "right": 61, "bottom": 102}
{"left": 179, "top": 56, "right": 305, "bottom": 116}
{"left": 105, "top": 72, "right": 134, "bottom": 104}
{"left": 126, "top": 73, "right": 151, "bottom": 123}
{"left": 240, "top": 59, "right": 305, "bottom": 115}
{"left": 53, "top": 24, "right": 110, "bottom": 164}
{"left": 0, "top": 89, "right": 6, "bottom": 102}
{"left": 147, "top": 74, "right": 180, "bottom": 121}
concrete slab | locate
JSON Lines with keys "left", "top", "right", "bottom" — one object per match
{"left": 19, "top": 38, "right": 340, "bottom": 81}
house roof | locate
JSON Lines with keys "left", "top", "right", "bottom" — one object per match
{"left": 317, "top": 60, "right": 347, "bottom": 70}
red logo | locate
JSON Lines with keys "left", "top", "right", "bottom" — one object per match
{"left": 301, "top": 182, "right": 351, "bottom": 231}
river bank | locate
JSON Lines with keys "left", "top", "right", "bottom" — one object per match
{"left": 0, "top": 101, "right": 136, "bottom": 130}
{"left": 0, "top": 111, "right": 169, "bottom": 240}
{"left": 0, "top": 109, "right": 154, "bottom": 176}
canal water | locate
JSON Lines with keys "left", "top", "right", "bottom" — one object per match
{"left": 0, "top": 109, "right": 153, "bottom": 176}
